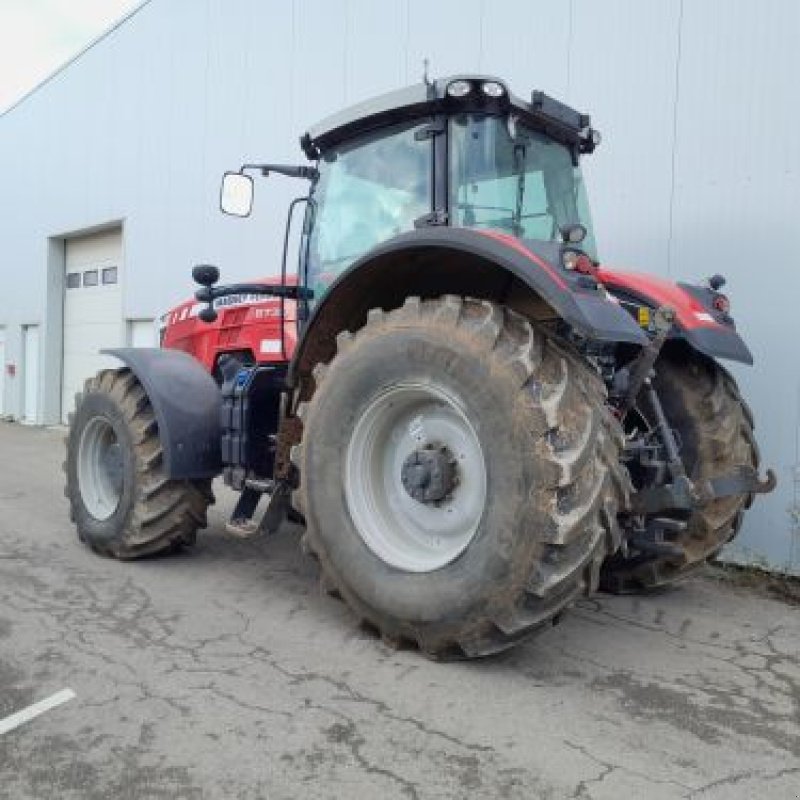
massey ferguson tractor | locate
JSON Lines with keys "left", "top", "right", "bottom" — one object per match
{"left": 64, "top": 76, "right": 775, "bottom": 658}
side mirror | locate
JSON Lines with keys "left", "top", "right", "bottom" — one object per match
{"left": 220, "top": 171, "right": 254, "bottom": 217}
{"left": 192, "top": 264, "right": 219, "bottom": 286}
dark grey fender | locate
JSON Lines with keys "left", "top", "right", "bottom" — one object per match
{"left": 290, "top": 228, "right": 648, "bottom": 384}
{"left": 104, "top": 348, "right": 223, "bottom": 480}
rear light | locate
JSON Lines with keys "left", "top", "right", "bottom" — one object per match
{"left": 713, "top": 294, "right": 730, "bottom": 314}
{"left": 562, "top": 250, "right": 597, "bottom": 276}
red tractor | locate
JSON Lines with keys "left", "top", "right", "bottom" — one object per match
{"left": 64, "top": 76, "right": 774, "bottom": 658}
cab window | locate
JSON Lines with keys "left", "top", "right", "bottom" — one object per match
{"left": 306, "top": 121, "right": 432, "bottom": 299}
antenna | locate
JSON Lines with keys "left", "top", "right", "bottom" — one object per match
{"left": 422, "top": 58, "right": 432, "bottom": 87}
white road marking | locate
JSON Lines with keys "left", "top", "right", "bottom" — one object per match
{"left": 0, "top": 689, "right": 76, "bottom": 735}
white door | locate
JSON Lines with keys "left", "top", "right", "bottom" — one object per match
{"left": 23, "top": 325, "right": 40, "bottom": 423}
{"left": 0, "top": 328, "right": 5, "bottom": 416}
{"left": 62, "top": 229, "right": 123, "bottom": 423}
{"left": 127, "top": 319, "right": 156, "bottom": 348}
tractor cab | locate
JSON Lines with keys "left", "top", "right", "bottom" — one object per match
{"left": 220, "top": 75, "right": 601, "bottom": 304}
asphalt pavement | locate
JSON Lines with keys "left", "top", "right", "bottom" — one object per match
{"left": 0, "top": 421, "right": 797, "bottom": 799}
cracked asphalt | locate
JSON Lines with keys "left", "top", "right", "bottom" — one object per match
{"left": 0, "top": 422, "right": 798, "bottom": 799}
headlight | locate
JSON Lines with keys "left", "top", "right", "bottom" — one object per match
{"left": 446, "top": 80, "right": 472, "bottom": 98}
{"left": 561, "top": 223, "right": 587, "bottom": 244}
{"left": 481, "top": 81, "right": 505, "bottom": 98}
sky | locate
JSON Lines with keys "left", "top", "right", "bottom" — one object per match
{"left": 0, "top": 0, "right": 144, "bottom": 113}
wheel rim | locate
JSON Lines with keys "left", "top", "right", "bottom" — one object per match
{"left": 77, "top": 416, "right": 124, "bottom": 521}
{"left": 344, "top": 382, "right": 487, "bottom": 572}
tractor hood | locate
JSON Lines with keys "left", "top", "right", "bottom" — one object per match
{"left": 161, "top": 276, "right": 300, "bottom": 369}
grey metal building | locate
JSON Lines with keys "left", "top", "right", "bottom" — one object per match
{"left": 0, "top": 0, "right": 797, "bottom": 574}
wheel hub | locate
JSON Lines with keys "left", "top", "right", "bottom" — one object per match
{"left": 344, "top": 383, "right": 487, "bottom": 573}
{"left": 77, "top": 415, "right": 124, "bottom": 521}
{"left": 400, "top": 444, "right": 458, "bottom": 503}
{"left": 101, "top": 442, "right": 124, "bottom": 493}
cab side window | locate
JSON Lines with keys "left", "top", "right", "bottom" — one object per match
{"left": 306, "top": 122, "right": 432, "bottom": 298}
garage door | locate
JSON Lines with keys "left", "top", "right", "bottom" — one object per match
{"left": 23, "top": 325, "right": 40, "bottom": 423}
{"left": 127, "top": 318, "right": 157, "bottom": 348}
{"left": 62, "top": 229, "right": 123, "bottom": 423}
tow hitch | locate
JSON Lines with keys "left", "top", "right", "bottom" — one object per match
{"left": 693, "top": 465, "right": 776, "bottom": 505}
{"left": 616, "top": 304, "right": 776, "bottom": 536}
{"left": 629, "top": 465, "right": 776, "bottom": 516}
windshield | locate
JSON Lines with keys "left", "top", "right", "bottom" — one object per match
{"left": 305, "top": 121, "right": 432, "bottom": 299}
{"left": 449, "top": 114, "right": 597, "bottom": 260}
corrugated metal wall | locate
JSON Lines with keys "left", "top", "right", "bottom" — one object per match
{"left": 0, "top": 0, "right": 797, "bottom": 573}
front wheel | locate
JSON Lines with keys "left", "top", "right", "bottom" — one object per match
{"left": 293, "top": 296, "right": 630, "bottom": 658}
{"left": 64, "top": 368, "right": 214, "bottom": 559}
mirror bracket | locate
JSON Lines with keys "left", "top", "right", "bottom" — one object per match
{"left": 241, "top": 163, "right": 319, "bottom": 181}
{"left": 219, "top": 164, "right": 318, "bottom": 217}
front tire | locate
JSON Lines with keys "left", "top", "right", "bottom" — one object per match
{"left": 64, "top": 368, "right": 214, "bottom": 559}
{"left": 294, "top": 296, "right": 629, "bottom": 658}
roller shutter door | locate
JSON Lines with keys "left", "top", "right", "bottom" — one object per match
{"left": 62, "top": 229, "right": 123, "bottom": 422}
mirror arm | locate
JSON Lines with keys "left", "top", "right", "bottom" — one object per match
{"left": 194, "top": 283, "right": 314, "bottom": 323}
{"left": 240, "top": 163, "right": 319, "bottom": 181}
{"left": 195, "top": 283, "right": 314, "bottom": 302}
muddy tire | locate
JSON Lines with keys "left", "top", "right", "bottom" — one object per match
{"left": 600, "top": 351, "right": 758, "bottom": 592}
{"left": 293, "top": 296, "right": 629, "bottom": 658}
{"left": 64, "top": 368, "right": 214, "bottom": 559}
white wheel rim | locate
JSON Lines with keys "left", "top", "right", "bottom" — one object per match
{"left": 77, "top": 416, "right": 124, "bottom": 520}
{"left": 344, "top": 382, "right": 487, "bottom": 572}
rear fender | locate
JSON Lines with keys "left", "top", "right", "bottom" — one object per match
{"left": 597, "top": 269, "right": 753, "bottom": 365}
{"left": 103, "top": 348, "right": 223, "bottom": 479}
{"left": 290, "top": 228, "right": 647, "bottom": 386}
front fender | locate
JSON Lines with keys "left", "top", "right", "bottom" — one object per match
{"left": 103, "top": 348, "right": 223, "bottom": 479}
{"left": 291, "top": 228, "right": 647, "bottom": 384}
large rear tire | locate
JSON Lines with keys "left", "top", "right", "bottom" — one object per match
{"left": 293, "top": 296, "right": 630, "bottom": 658}
{"left": 64, "top": 368, "right": 214, "bottom": 559}
{"left": 600, "top": 351, "right": 758, "bottom": 592}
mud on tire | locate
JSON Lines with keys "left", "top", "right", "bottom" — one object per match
{"left": 600, "top": 351, "right": 758, "bottom": 592}
{"left": 64, "top": 368, "right": 214, "bottom": 559}
{"left": 293, "top": 296, "right": 630, "bottom": 658}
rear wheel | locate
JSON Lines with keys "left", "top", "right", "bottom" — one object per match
{"left": 293, "top": 296, "right": 630, "bottom": 658}
{"left": 64, "top": 368, "right": 214, "bottom": 559}
{"left": 600, "top": 351, "right": 758, "bottom": 592}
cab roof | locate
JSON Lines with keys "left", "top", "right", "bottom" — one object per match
{"left": 301, "top": 74, "right": 600, "bottom": 160}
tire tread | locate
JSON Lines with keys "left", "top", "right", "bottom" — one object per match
{"left": 64, "top": 368, "right": 214, "bottom": 559}
{"left": 293, "top": 296, "right": 630, "bottom": 658}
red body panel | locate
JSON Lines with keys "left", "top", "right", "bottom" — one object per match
{"left": 597, "top": 267, "right": 724, "bottom": 332}
{"left": 162, "top": 279, "right": 296, "bottom": 374}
